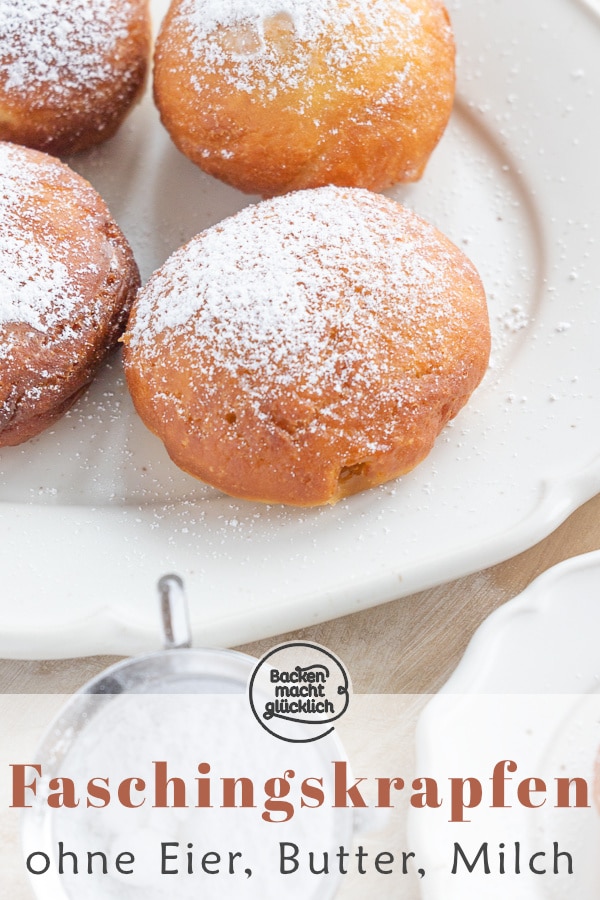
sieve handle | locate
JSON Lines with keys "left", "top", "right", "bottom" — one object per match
{"left": 158, "top": 574, "right": 192, "bottom": 649}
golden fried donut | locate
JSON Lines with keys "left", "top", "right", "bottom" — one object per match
{"left": 0, "top": 141, "right": 140, "bottom": 446}
{"left": 123, "top": 186, "right": 489, "bottom": 506}
{"left": 0, "top": 0, "right": 151, "bottom": 155}
{"left": 153, "top": 0, "right": 455, "bottom": 196}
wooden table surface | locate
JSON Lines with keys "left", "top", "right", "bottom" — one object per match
{"left": 2, "top": 490, "right": 599, "bottom": 696}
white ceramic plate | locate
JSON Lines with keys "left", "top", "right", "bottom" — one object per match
{"left": 1, "top": 0, "right": 600, "bottom": 658}
{"left": 413, "top": 550, "right": 600, "bottom": 899}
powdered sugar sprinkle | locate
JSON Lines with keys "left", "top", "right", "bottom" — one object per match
{"left": 0, "top": 143, "right": 91, "bottom": 336}
{"left": 171, "top": 0, "right": 426, "bottom": 96}
{"left": 0, "top": 0, "right": 133, "bottom": 101}
{"left": 128, "top": 187, "right": 474, "bottom": 425}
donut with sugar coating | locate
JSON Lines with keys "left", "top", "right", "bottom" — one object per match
{"left": 153, "top": 0, "right": 455, "bottom": 196}
{"left": 122, "top": 186, "right": 490, "bottom": 506}
{"left": 0, "top": 141, "right": 140, "bottom": 446}
{"left": 0, "top": 0, "right": 151, "bottom": 155}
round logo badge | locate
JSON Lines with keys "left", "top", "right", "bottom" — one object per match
{"left": 248, "top": 642, "right": 351, "bottom": 743}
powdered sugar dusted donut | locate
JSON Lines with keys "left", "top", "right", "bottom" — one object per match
{"left": 123, "top": 186, "right": 489, "bottom": 506}
{"left": 0, "top": 0, "right": 151, "bottom": 155}
{"left": 153, "top": 0, "right": 455, "bottom": 196}
{"left": 0, "top": 142, "right": 140, "bottom": 446}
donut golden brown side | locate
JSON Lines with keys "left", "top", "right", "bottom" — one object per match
{"left": 0, "top": 0, "right": 151, "bottom": 155}
{"left": 122, "top": 186, "right": 490, "bottom": 506}
{"left": 153, "top": 0, "right": 455, "bottom": 197}
{"left": 0, "top": 141, "right": 140, "bottom": 446}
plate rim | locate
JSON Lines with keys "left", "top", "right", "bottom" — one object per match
{"left": 412, "top": 549, "right": 600, "bottom": 898}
